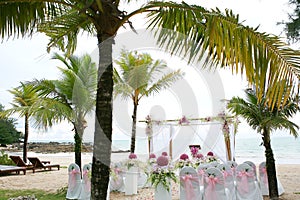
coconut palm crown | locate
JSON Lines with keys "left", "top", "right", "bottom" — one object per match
{"left": 113, "top": 50, "right": 183, "bottom": 153}
{"left": 227, "top": 88, "right": 299, "bottom": 199}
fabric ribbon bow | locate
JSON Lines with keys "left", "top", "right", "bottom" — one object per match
{"left": 69, "top": 169, "right": 81, "bottom": 191}
{"left": 205, "top": 175, "right": 223, "bottom": 200}
{"left": 261, "top": 167, "right": 268, "bottom": 187}
{"left": 180, "top": 174, "right": 199, "bottom": 200}
{"left": 83, "top": 169, "right": 91, "bottom": 192}
{"left": 237, "top": 170, "right": 255, "bottom": 194}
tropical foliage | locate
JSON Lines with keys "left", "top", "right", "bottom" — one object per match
{"left": 1, "top": 1, "right": 300, "bottom": 199}
{"left": 0, "top": 104, "right": 23, "bottom": 145}
{"left": 1, "top": 83, "right": 39, "bottom": 162}
{"left": 113, "top": 50, "right": 183, "bottom": 153}
{"left": 281, "top": 0, "right": 300, "bottom": 42}
{"left": 227, "top": 88, "right": 299, "bottom": 199}
{"left": 32, "top": 53, "right": 97, "bottom": 169}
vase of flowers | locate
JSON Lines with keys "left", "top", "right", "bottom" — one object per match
{"left": 148, "top": 155, "right": 177, "bottom": 200}
{"left": 175, "top": 153, "right": 192, "bottom": 169}
{"left": 124, "top": 153, "right": 140, "bottom": 195}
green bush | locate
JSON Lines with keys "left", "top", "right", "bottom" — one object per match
{"left": 0, "top": 150, "right": 15, "bottom": 165}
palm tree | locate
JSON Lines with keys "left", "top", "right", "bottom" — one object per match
{"left": 32, "top": 53, "right": 97, "bottom": 169}
{"left": 1, "top": 1, "right": 300, "bottom": 199}
{"left": 2, "top": 83, "right": 39, "bottom": 162}
{"left": 113, "top": 50, "right": 183, "bottom": 153}
{"left": 227, "top": 89, "right": 299, "bottom": 200}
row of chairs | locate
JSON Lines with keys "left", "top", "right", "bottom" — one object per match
{"left": 180, "top": 160, "right": 284, "bottom": 200}
{"left": 66, "top": 163, "right": 92, "bottom": 200}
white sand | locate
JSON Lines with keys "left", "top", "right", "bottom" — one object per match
{"left": 1, "top": 151, "right": 299, "bottom": 200}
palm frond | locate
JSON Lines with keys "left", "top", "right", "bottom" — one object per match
{"left": 0, "top": 0, "right": 68, "bottom": 39}
{"left": 146, "top": 69, "right": 183, "bottom": 97}
{"left": 38, "top": 9, "right": 93, "bottom": 56}
{"left": 145, "top": 1, "right": 300, "bottom": 108}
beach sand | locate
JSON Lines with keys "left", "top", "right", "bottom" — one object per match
{"left": 1, "top": 151, "right": 300, "bottom": 200}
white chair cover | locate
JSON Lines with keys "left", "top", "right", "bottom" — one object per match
{"left": 154, "top": 182, "right": 172, "bottom": 200}
{"left": 197, "top": 164, "right": 210, "bottom": 187}
{"left": 244, "top": 161, "right": 257, "bottom": 181}
{"left": 179, "top": 166, "right": 202, "bottom": 200}
{"left": 236, "top": 163, "right": 263, "bottom": 200}
{"left": 66, "top": 163, "right": 82, "bottom": 199}
{"left": 109, "top": 162, "right": 124, "bottom": 192}
{"left": 79, "top": 164, "right": 91, "bottom": 200}
{"left": 203, "top": 167, "right": 230, "bottom": 200}
{"left": 226, "top": 161, "right": 238, "bottom": 178}
{"left": 258, "top": 162, "right": 285, "bottom": 196}
{"left": 217, "top": 163, "right": 236, "bottom": 200}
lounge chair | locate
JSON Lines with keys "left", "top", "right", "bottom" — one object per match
{"left": 28, "top": 157, "right": 60, "bottom": 173}
{"left": 9, "top": 155, "right": 34, "bottom": 172}
{"left": 0, "top": 165, "right": 26, "bottom": 175}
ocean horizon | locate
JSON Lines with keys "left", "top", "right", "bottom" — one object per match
{"left": 28, "top": 135, "right": 300, "bottom": 165}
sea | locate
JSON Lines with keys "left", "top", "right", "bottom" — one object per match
{"left": 111, "top": 136, "right": 300, "bottom": 164}
{"left": 29, "top": 135, "right": 300, "bottom": 165}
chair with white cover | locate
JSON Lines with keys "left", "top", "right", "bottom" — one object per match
{"left": 197, "top": 163, "right": 210, "bottom": 187}
{"left": 236, "top": 163, "right": 263, "bottom": 200}
{"left": 244, "top": 161, "right": 258, "bottom": 181}
{"left": 179, "top": 166, "right": 202, "bottom": 200}
{"left": 66, "top": 163, "right": 82, "bottom": 200}
{"left": 79, "top": 164, "right": 91, "bottom": 200}
{"left": 109, "top": 162, "right": 125, "bottom": 192}
{"left": 258, "top": 162, "right": 285, "bottom": 196}
{"left": 218, "top": 163, "right": 236, "bottom": 200}
{"left": 226, "top": 161, "right": 238, "bottom": 177}
{"left": 202, "top": 167, "right": 230, "bottom": 200}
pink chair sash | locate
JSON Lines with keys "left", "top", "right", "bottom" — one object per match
{"left": 205, "top": 175, "right": 223, "bottom": 200}
{"left": 237, "top": 170, "right": 255, "bottom": 194}
{"left": 69, "top": 169, "right": 81, "bottom": 190}
{"left": 83, "top": 169, "right": 91, "bottom": 192}
{"left": 261, "top": 167, "right": 268, "bottom": 187}
{"left": 223, "top": 170, "right": 232, "bottom": 180}
{"left": 180, "top": 174, "right": 199, "bottom": 200}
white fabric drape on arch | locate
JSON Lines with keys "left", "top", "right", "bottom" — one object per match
{"left": 150, "top": 122, "right": 235, "bottom": 162}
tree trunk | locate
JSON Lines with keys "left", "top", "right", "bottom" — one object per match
{"left": 263, "top": 128, "right": 279, "bottom": 200}
{"left": 74, "top": 129, "right": 82, "bottom": 170}
{"left": 23, "top": 114, "right": 29, "bottom": 162}
{"left": 91, "top": 34, "right": 114, "bottom": 200}
{"left": 130, "top": 101, "right": 138, "bottom": 153}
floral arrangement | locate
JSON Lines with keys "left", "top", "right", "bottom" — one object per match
{"left": 175, "top": 153, "right": 193, "bottom": 169}
{"left": 148, "top": 153, "right": 157, "bottom": 165}
{"left": 148, "top": 155, "right": 177, "bottom": 191}
{"left": 123, "top": 153, "right": 142, "bottom": 170}
{"left": 205, "top": 151, "right": 219, "bottom": 163}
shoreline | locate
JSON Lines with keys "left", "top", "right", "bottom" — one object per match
{"left": 0, "top": 151, "right": 299, "bottom": 199}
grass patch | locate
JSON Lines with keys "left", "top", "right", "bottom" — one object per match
{"left": 294, "top": 192, "right": 300, "bottom": 194}
{"left": 0, "top": 187, "right": 67, "bottom": 200}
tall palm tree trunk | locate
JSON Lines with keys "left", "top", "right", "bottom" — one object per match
{"left": 91, "top": 34, "right": 113, "bottom": 200}
{"left": 130, "top": 101, "right": 138, "bottom": 153}
{"left": 263, "top": 128, "right": 279, "bottom": 200}
{"left": 74, "top": 130, "right": 82, "bottom": 170}
{"left": 23, "top": 114, "right": 29, "bottom": 162}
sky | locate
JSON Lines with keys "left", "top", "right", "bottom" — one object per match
{"left": 0, "top": 0, "right": 298, "bottom": 143}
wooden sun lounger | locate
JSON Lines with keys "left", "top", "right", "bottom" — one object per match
{"left": 28, "top": 157, "right": 60, "bottom": 173}
{"left": 9, "top": 155, "right": 34, "bottom": 172}
{"left": 0, "top": 165, "right": 26, "bottom": 175}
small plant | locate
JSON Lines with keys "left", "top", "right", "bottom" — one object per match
{"left": 0, "top": 150, "right": 15, "bottom": 165}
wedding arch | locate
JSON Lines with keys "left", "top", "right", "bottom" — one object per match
{"left": 140, "top": 112, "right": 239, "bottom": 162}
